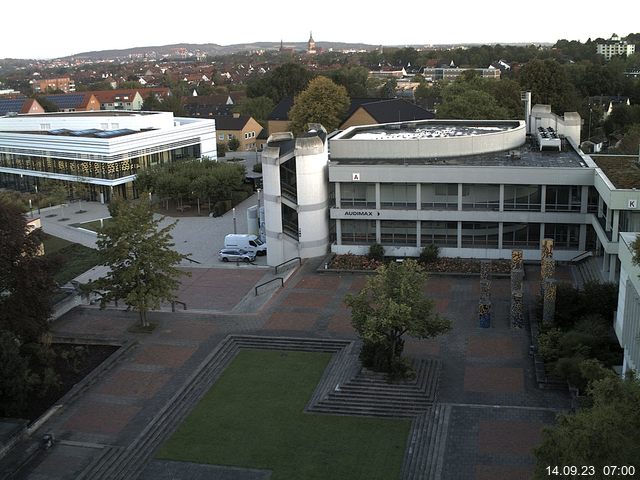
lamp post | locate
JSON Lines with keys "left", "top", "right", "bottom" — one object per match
{"left": 233, "top": 207, "right": 237, "bottom": 234}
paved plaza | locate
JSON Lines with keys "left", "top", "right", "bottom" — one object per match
{"left": 1, "top": 251, "right": 571, "bottom": 479}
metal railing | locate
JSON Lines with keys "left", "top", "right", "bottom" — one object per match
{"left": 275, "top": 256, "right": 302, "bottom": 275}
{"left": 569, "top": 251, "right": 593, "bottom": 263}
{"left": 171, "top": 300, "right": 187, "bottom": 312}
{"left": 255, "top": 277, "right": 283, "bottom": 296}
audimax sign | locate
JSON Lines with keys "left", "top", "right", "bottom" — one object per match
{"left": 344, "top": 211, "right": 381, "bottom": 216}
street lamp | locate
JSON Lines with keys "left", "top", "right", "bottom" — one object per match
{"left": 233, "top": 207, "right": 237, "bottom": 234}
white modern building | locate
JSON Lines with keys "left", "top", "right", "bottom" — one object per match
{"left": 614, "top": 233, "right": 640, "bottom": 376}
{"left": 261, "top": 125, "right": 330, "bottom": 266}
{"left": 596, "top": 34, "right": 636, "bottom": 60}
{"left": 0, "top": 111, "right": 216, "bottom": 201}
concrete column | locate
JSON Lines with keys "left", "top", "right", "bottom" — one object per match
{"left": 336, "top": 219, "right": 342, "bottom": 245}
{"left": 499, "top": 184, "right": 504, "bottom": 212}
{"left": 580, "top": 185, "right": 589, "bottom": 214}
{"left": 540, "top": 185, "right": 547, "bottom": 213}
{"left": 458, "top": 183, "right": 463, "bottom": 211}
{"left": 375, "top": 183, "right": 381, "bottom": 210}
{"left": 579, "top": 224, "right": 587, "bottom": 251}
{"left": 612, "top": 210, "right": 620, "bottom": 239}
{"left": 498, "top": 222, "right": 504, "bottom": 250}
{"left": 603, "top": 252, "right": 610, "bottom": 273}
{"left": 457, "top": 221, "right": 462, "bottom": 249}
{"left": 606, "top": 205, "right": 612, "bottom": 232}
{"left": 416, "top": 221, "right": 422, "bottom": 248}
{"left": 376, "top": 219, "right": 381, "bottom": 243}
{"left": 335, "top": 182, "right": 341, "bottom": 209}
{"left": 416, "top": 184, "right": 421, "bottom": 211}
{"left": 539, "top": 224, "right": 545, "bottom": 248}
{"left": 598, "top": 196, "right": 603, "bottom": 218}
{"left": 609, "top": 254, "right": 618, "bottom": 282}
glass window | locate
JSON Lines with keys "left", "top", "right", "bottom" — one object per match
{"left": 341, "top": 220, "right": 376, "bottom": 245}
{"left": 545, "top": 185, "right": 581, "bottom": 212}
{"left": 422, "top": 183, "right": 457, "bottom": 210}
{"left": 461, "top": 222, "right": 499, "bottom": 248}
{"left": 380, "top": 184, "right": 416, "bottom": 209}
{"left": 502, "top": 223, "right": 540, "bottom": 248}
{"left": 380, "top": 220, "right": 417, "bottom": 246}
{"left": 340, "top": 183, "right": 376, "bottom": 208}
{"left": 421, "top": 221, "right": 458, "bottom": 247}
{"left": 462, "top": 184, "right": 500, "bottom": 210}
{"left": 544, "top": 223, "right": 580, "bottom": 249}
{"left": 587, "top": 186, "right": 599, "bottom": 213}
{"left": 503, "top": 185, "right": 541, "bottom": 211}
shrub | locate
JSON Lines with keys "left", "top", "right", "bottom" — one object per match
{"left": 228, "top": 138, "right": 240, "bottom": 151}
{"left": 419, "top": 244, "right": 440, "bottom": 264}
{"left": 216, "top": 142, "right": 227, "bottom": 157}
{"left": 538, "top": 328, "right": 562, "bottom": 363}
{"left": 368, "top": 243, "right": 385, "bottom": 262}
{"left": 252, "top": 163, "right": 263, "bottom": 173}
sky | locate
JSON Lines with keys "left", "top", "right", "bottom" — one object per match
{"left": 1, "top": 0, "right": 638, "bottom": 59}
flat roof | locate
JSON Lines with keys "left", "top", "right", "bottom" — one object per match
{"left": 592, "top": 155, "right": 640, "bottom": 189}
{"left": 0, "top": 128, "right": 145, "bottom": 139}
{"left": 339, "top": 120, "right": 521, "bottom": 140}
{"left": 330, "top": 137, "right": 587, "bottom": 168}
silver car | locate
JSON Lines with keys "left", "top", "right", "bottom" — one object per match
{"left": 218, "top": 248, "right": 256, "bottom": 263}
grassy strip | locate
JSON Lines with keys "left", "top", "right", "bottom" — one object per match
{"left": 43, "top": 234, "right": 101, "bottom": 285}
{"left": 75, "top": 218, "right": 112, "bottom": 232}
{"left": 158, "top": 349, "right": 410, "bottom": 480}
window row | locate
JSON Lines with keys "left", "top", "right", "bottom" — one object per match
{"left": 340, "top": 220, "right": 582, "bottom": 249}
{"left": 337, "top": 183, "right": 597, "bottom": 212}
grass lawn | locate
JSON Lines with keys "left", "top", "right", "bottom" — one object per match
{"left": 43, "top": 234, "right": 101, "bottom": 285}
{"left": 157, "top": 349, "right": 410, "bottom": 480}
{"left": 74, "top": 218, "right": 112, "bottom": 232}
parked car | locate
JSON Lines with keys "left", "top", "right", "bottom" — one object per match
{"left": 224, "top": 234, "right": 267, "bottom": 256}
{"left": 218, "top": 248, "right": 256, "bottom": 263}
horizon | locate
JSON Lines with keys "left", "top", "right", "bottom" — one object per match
{"left": 1, "top": 0, "right": 638, "bottom": 60}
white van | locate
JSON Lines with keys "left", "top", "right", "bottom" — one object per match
{"left": 224, "top": 234, "right": 267, "bottom": 256}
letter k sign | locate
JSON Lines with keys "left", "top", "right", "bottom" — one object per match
{"left": 629, "top": 199, "right": 637, "bottom": 209}
{"left": 352, "top": 173, "right": 360, "bottom": 181}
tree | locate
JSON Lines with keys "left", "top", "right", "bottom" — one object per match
{"left": 344, "top": 259, "right": 451, "bottom": 376}
{"left": 328, "top": 66, "right": 370, "bottom": 98}
{"left": 87, "top": 199, "right": 190, "bottom": 327}
{"left": 246, "top": 63, "right": 314, "bottom": 103}
{"left": 227, "top": 138, "right": 240, "bottom": 152}
{"left": 289, "top": 76, "right": 350, "bottom": 134}
{"left": 534, "top": 372, "right": 640, "bottom": 479}
{"left": 438, "top": 86, "right": 509, "bottom": 119}
{"left": 0, "top": 199, "right": 56, "bottom": 342}
{"left": 0, "top": 331, "right": 38, "bottom": 416}
{"left": 518, "top": 59, "right": 579, "bottom": 113}
{"left": 142, "top": 93, "right": 162, "bottom": 111}
{"left": 236, "top": 95, "right": 274, "bottom": 124}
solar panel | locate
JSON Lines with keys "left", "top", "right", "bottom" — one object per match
{"left": 49, "top": 128, "right": 71, "bottom": 135}
{"left": 0, "top": 98, "right": 26, "bottom": 115}
{"left": 44, "top": 94, "right": 84, "bottom": 109}
{"left": 93, "top": 128, "right": 136, "bottom": 138}
{"left": 70, "top": 129, "right": 101, "bottom": 136}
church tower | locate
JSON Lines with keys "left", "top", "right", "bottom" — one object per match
{"left": 307, "top": 31, "right": 316, "bottom": 55}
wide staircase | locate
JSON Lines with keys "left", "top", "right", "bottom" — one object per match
{"left": 308, "top": 359, "right": 441, "bottom": 418}
{"left": 574, "top": 256, "right": 606, "bottom": 287}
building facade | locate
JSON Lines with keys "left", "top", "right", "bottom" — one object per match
{"left": 0, "top": 111, "right": 216, "bottom": 201}
{"left": 614, "top": 233, "right": 640, "bottom": 376}
{"left": 596, "top": 34, "right": 636, "bottom": 60}
{"left": 262, "top": 126, "right": 330, "bottom": 266}
{"left": 32, "top": 77, "right": 75, "bottom": 93}
{"left": 422, "top": 67, "right": 501, "bottom": 81}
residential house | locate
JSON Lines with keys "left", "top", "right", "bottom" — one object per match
{"left": 0, "top": 97, "right": 45, "bottom": 116}
{"left": 42, "top": 93, "right": 101, "bottom": 112}
{"left": 91, "top": 90, "right": 145, "bottom": 111}
{"left": 340, "top": 99, "right": 435, "bottom": 130}
{"left": 214, "top": 114, "right": 263, "bottom": 151}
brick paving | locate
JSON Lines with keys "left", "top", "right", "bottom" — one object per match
{"left": 7, "top": 260, "right": 576, "bottom": 480}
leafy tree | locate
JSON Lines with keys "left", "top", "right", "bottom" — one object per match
{"left": 289, "top": 76, "right": 350, "bottom": 134}
{"left": 142, "top": 93, "right": 162, "bottom": 111}
{"left": 438, "top": 86, "right": 509, "bottom": 119}
{"left": 236, "top": 95, "right": 274, "bottom": 124}
{"left": 345, "top": 259, "right": 451, "bottom": 376}
{"left": 518, "top": 59, "right": 579, "bottom": 113}
{"left": 33, "top": 95, "right": 59, "bottom": 113}
{"left": 227, "top": 138, "right": 240, "bottom": 152}
{"left": 534, "top": 372, "right": 640, "bottom": 479}
{"left": 87, "top": 199, "right": 190, "bottom": 327}
{"left": 328, "top": 66, "right": 371, "bottom": 97}
{"left": 379, "top": 78, "right": 397, "bottom": 99}
{"left": 0, "top": 331, "right": 38, "bottom": 416}
{"left": 246, "top": 63, "right": 314, "bottom": 103}
{"left": 0, "top": 199, "right": 56, "bottom": 342}
{"left": 414, "top": 82, "right": 442, "bottom": 110}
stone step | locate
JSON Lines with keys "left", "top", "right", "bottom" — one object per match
{"left": 323, "top": 395, "right": 431, "bottom": 410}
{"left": 310, "top": 404, "right": 423, "bottom": 418}
{"left": 76, "top": 445, "right": 124, "bottom": 480}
